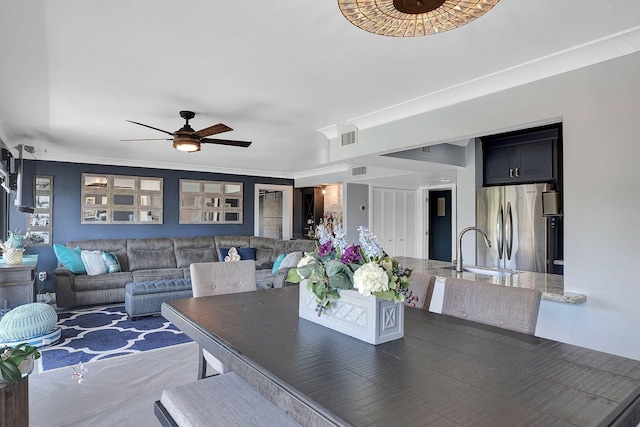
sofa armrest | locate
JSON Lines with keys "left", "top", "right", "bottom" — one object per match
{"left": 54, "top": 267, "right": 77, "bottom": 308}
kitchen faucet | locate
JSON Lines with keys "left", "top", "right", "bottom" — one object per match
{"left": 455, "top": 227, "right": 492, "bottom": 273}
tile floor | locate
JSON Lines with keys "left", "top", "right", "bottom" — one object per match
{"left": 29, "top": 341, "right": 199, "bottom": 426}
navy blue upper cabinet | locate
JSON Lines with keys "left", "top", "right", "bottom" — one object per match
{"left": 482, "top": 125, "right": 559, "bottom": 186}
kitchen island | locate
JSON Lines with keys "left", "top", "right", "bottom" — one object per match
{"left": 397, "top": 257, "right": 586, "bottom": 304}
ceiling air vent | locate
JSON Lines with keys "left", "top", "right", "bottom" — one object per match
{"left": 341, "top": 130, "right": 357, "bottom": 146}
{"left": 339, "top": 124, "right": 358, "bottom": 147}
{"left": 352, "top": 166, "right": 367, "bottom": 176}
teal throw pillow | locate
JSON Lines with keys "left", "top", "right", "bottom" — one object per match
{"left": 53, "top": 244, "right": 87, "bottom": 274}
{"left": 272, "top": 253, "right": 287, "bottom": 274}
{"left": 102, "top": 251, "right": 122, "bottom": 273}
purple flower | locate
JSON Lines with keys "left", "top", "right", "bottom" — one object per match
{"left": 341, "top": 245, "right": 362, "bottom": 264}
{"left": 317, "top": 241, "right": 333, "bottom": 258}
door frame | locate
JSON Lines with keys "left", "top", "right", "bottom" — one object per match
{"left": 254, "top": 184, "right": 293, "bottom": 240}
{"left": 417, "top": 184, "right": 457, "bottom": 260}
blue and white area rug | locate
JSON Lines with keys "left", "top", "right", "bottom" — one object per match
{"left": 38, "top": 304, "right": 191, "bottom": 372}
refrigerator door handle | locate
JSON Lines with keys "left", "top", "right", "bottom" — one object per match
{"left": 497, "top": 205, "right": 504, "bottom": 259}
{"left": 506, "top": 202, "right": 513, "bottom": 260}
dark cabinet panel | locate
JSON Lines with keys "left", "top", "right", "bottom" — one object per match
{"left": 516, "top": 140, "right": 554, "bottom": 183}
{"left": 483, "top": 145, "right": 515, "bottom": 185}
{"left": 483, "top": 128, "right": 557, "bottom": 185}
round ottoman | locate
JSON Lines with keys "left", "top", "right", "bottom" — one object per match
{"left": 0, "top": 303, "right": 61, "bottom": 348}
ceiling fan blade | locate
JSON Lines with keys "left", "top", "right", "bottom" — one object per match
{"left": 120, "top": 138, "right": 173, "bottom": 141}
{"left": 193, "top": 123, "right": 233, "bottom": 138}
{"left": 126, "top": 120, "right": 175, "bottom": 136}
{"left": 201, "top": 138, "right": 252, "bottom": 148}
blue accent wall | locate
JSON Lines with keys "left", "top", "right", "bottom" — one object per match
{"left": 8, "top": 160, "right": 293, "bottom": 292}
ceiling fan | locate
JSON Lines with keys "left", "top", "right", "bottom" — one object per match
{"left": 124, "top": 111, "right": 252, "bottom": 153}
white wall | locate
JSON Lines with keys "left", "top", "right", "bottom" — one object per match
{"left": 457, "top": 139, "right": 479, "bottom": 265}
{"left": 344, "top": 183, "right": 369, "bottom": 244}
{"left": 332, "top": 52, "right": 640, "bottom": 360}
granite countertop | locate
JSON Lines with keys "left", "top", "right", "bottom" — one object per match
{"left": 396, "top": 257, "right": 586, "bottom": 304}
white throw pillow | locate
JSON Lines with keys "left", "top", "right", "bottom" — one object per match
{"left": 279, "top": 251, "right": 303, "bottom": 269}
{"left": 81, "top": 250, "right": 107, "bottom": 276}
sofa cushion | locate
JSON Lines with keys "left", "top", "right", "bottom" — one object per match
{"left": 81, "top": 250, "right": 107, "bottom": 276}
{"left": 132, "top": 268, "right": 185, "bottom": 282}
{"left": 172, "top": 236, "right": 217, "bottom": 269}
{"left": 284, "top": 239, "right": 316, "bottom": 254}
{"left": 72, "top": 272, "right": 134, "bottom": 292}
{"left": 53, "top": 244, "right": 86, "bottom": 274}
{"left": 255, "top": 269, "right": 275, "bottom": 290}
{"left": 249, "top": 236, "right": 285, "bottom": 263}
{"left": 254, "top": 248, "right": 273, "bottom": 264}
{"left": 127, "top": 238, "right": 177, "bottom": 271}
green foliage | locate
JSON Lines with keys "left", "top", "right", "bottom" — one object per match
{"left": 0, "top": 343, "right": 41, "bottom": 383}
{"left": 325, "top": 260, "right": 354, "bottom": 290}
{"left": 286, "top": 268, "right": 302, "bottom": 283}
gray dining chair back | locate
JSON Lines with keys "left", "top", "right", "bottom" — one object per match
{"left": 441, "top": 277, "right": 542, "bottom": 335}
{"left": 190, "top": 260, "right": 257, "bottom": 297}
{"left": 189, "top": 260, "right": 257, "bottom": 379}
{"left": 405, "top": 272, "right": 436, "bottom": 310}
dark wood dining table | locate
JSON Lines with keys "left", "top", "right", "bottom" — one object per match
{"left": 162, "top": 286, "right": 640, "bottom": 427}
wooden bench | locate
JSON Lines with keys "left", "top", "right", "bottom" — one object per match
{"left": 429, "top": 276, "right": 542, "bottom": 335}
{"left": 155, "top": 372, "right": 301, "bottom": 427}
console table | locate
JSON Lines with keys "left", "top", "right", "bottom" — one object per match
{"left": 0, "top": 255, "right": 37, "bottom": 314}
{"left": 162, "top": 286, "right": 640, "bottom": 426}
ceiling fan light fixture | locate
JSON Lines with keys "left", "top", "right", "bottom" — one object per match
{"left": 173, "top": 138, "right": 201, "bottom": 153}
{"left": 337, "top": 0, "right": 500, "bottom": 37}
{"left": 126, "top": 111, "right": 251, "bottom": 151}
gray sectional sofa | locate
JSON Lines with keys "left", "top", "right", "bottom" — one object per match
{"left": 54, "top": 235, "right": 316, "bottom": 308}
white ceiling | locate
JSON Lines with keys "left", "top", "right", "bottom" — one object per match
{"left": 1, "top": 1, "right": 640, "bottom": 184}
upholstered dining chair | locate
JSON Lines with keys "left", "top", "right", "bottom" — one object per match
{"left": 404, "top": 272, "right": 436, "bottom": 310}
{"left": 189, "top": 260, "right": 257, "bottom": 379}
{"left": 439, "top": 276, "right": 542, "bottom": 335}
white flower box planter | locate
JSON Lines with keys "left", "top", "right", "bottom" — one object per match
{"left": 298, "top": 283, "right": 404, "bottom": 345}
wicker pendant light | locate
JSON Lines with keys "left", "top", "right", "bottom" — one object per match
{"left": 337, "top": 0, "right": 500, "bottom": 37}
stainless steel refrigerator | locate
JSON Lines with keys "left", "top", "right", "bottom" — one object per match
{"left": 476, "top": 183, "right": 557, "bottom": 273}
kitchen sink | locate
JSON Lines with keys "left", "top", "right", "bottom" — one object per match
{"left": 442, "top": 265, "right": 517, "bottom": 277}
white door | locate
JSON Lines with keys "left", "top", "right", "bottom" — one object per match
{"left": 403, "top": 191, "right": 417, "bottom": 257}
{"left": 372, "top": 188, "right": 417, "bottom": 257}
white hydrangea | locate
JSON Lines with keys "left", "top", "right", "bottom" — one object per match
{"left": 297, "top": 253, "right": 315, "bottom": 269}
{"left": 353, "top": 262, "right": 389, "bottom": 296}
